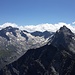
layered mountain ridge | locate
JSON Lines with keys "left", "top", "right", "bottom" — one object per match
{"left": 0, "top": 26, "right": 75, "bottom": 75}
{"left": 0, "top": 26, "right": 52, "bottom": 69}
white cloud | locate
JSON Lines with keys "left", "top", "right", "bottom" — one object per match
{"left": 0, "top": 22, "right": 75, "bottom": 33}
{"left": 0, "top": 22, "right": 18, "bottom": 28}
{"left": 72, "top": 21, "right": 75, "bottom": 24}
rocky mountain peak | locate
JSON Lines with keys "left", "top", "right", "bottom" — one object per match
{"left": 57, "top": 25, "right": 73, "bottom": 35}
{"left": 0, "top": 26, "right": 19, "bottom": 40}
{"left": 51, "top": 26, "right": 74, "bottom": 50}
{"left": 4, "top": 26, "right": 19, "bottom": 31}
{"left": 54, "top": 25, "right": 73, "bottom": 38}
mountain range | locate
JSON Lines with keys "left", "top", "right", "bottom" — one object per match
{"left": 0, "top": 26, "right": 75, "bottom": 75}
{"left": 0, "top": 26, "right": 53, "bottom": 69}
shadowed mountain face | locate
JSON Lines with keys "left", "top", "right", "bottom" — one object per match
{"left": 51, "top": 26, "right": 75, "bottom": 54}
{"left": 0, "top": 26, "right": 75, "bottom": 75}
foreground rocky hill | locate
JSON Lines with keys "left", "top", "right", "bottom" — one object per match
{"left": 0, "top": 26, "right": 75, "bottom": 75}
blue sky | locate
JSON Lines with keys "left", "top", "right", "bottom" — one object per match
{"left": 0, "top": 0, "right": 75, "bottom": 25}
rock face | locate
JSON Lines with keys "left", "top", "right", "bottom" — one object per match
{"left": 0, "top": 26, "right": 52, "bottom": 69}
{"left": 0, "top": 26, "right": 75, "bottom": 75}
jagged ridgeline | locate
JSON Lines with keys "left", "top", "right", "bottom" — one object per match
{"left": 0, "top": 26, "right": 75, "bottom": 75}
{"left": 0, "top": 26, "right": 52, "bottom": 70}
